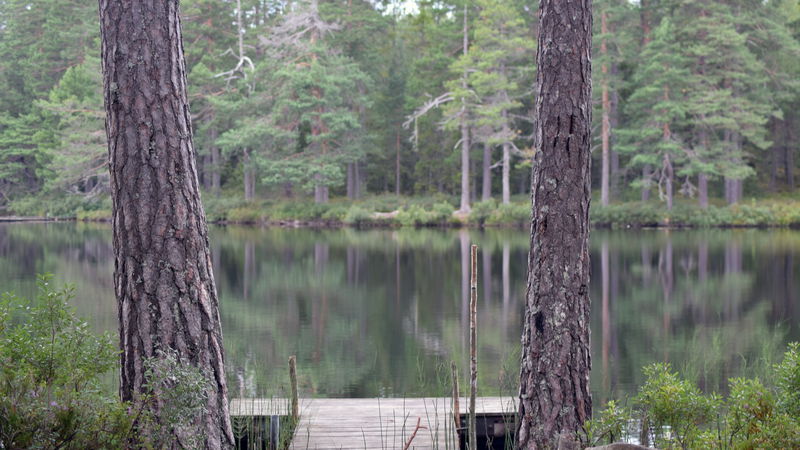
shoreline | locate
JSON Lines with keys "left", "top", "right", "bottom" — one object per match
{"left": 3, "top": 214, "right": 799, "bottom": 230}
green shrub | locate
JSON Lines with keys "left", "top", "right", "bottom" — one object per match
{"left": 469, "top": 199, "right": 497, "bottom": 225}
{"left": 486, "top": 202, "right": 529, "bottom": 226}
{"left": 0, "top": 275, "right": 212, "bottom": 448}
{"left": 320, "top": 205, "right": 349, "bottom": 222}
{"left": 343, "top": 205, "right": 372, "bottom": 226}
{"left": 227, "top": 205, "right": 266, "bottom": 223}
{"left": 636, "top": 363, "right": 720, "bottom": 448}
{"left": 583, "top": 400, "right": 631, "bottom": 446}
{"left": 0, "top": 275, "right": 132, "bottom": 448}
{"left": 589, "top": 344, "right": 800, "bottom": 448}
{"left": 76, "top": 208, "right": 112, "bottom": 221}
{"left": 775, "top": 342, "right": 800, "bottom": 418}
{"left": 397, "top": 202, "right": 455, "bottom": 226}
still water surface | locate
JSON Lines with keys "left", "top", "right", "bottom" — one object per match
{"left": 1, "top": 223, "right": 798, "bottom": 404}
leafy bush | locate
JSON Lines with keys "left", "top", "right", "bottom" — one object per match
{"left": 0, "top": 275, "right": 213, "bottom": 449}
{"left": 636, "top": 363, "right": 720, "bottom": 448}
{"left": 397, "top": 202, "right": 455, "bottom": 226}
{"left": 0, "top": 275, "right": 131, "bottom": 448}
{"left": 320, "top": 205, "right": 349, "bottom": 222}
{"left": 76, "top": 208, "right": 112, "bottom": 221}
{"left": 486, "top": 202, "right": 529, "bottom": 226}
{"left": 775, "top": 342, "right": 800, "bottom": 418}
{"left": 227, "top": 205, "right": 266, "bottom": 223}
{"left": 587, "top": 345, "right": 800, "bottom": 448}
{"left": 583, "top": 400, "right": 632, "bottom": 446}
{"left": 343, "top": 205, "right": 371, "bottom": 226}
{"left": 469, "top": 199, "right": 497, "bottom": 225}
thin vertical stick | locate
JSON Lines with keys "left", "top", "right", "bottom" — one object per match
{"left": 289, "top": 355, "right": 299, "bottom": 421}
{"left": 469, "top": 244, "right": 478, "bottom": 450}
{"left": 451, "top": 361, "right": 461, "bottom": 431}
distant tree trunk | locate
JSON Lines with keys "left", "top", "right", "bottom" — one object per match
{"left": 662, "top": 97, "right": 673, "bottom": 210}
{"left": 99, "top": 0, "right": 234, "bottom": 447}
{"left": 355, "top": 161, "right": 363, "bottom": 198}
{"left": 786, "top": 112, "right": 795, "bottom": 190}
{"left": 482, "top": 142, "right": 492, "bottom": 201}
{"left": 502, "top": 109, "right": 512, "bottom": 205}
{"left": 210, "top": 128, "right": 221, "bottom": 195}
{"left": 518, "top": 0, "right": 593, "bottom": 446}
{"left": 610, "top": 64, "right": 620, "bottom": 195}
{"left": 698, "top": 173, "right": 709, "bottom": 209}
{"left": 502, "top": 142, "right": 511, "bottom": 205}
{"left": 459, "top": 3, "right": 471, "bottom": 213}
{"left": 243, "top": 148, "right": 255, "bottom": 201}
{"left": 600, "top": 9, "right": 611, "bottom": 207}
{"left": 770, "top": 119, "right": 780, "bottom": 192}
{"left": 346, "top": 162, "right": 356, "bottom": 199}
{"left": 642, "top": 165, "right": 651, "bottom": 201}
{"left": 395, "top": 131, "right": 401, "bottom": 196}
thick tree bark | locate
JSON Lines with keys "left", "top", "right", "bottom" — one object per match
{"left": 99, "top": 0, "right": 234, "bottom": 447}
{"left": 482, "top": 142, "right": 492, "bottom": 201}
{"left": 518, "top": 0, "right": 593, "bottom": 446}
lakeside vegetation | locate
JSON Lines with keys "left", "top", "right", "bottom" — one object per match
{"left": 10, "top": 192, "right": 800, "bottom": 229}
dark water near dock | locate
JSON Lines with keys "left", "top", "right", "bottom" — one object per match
{"left": 1, "top": 223, "right": 798, "bottom": 404}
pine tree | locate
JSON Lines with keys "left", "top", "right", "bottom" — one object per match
{"left": 466, "top": 0, "right": 535, "bottom": 204}
{"left": 618, "top": 18, "right": 690, "bottom": 210}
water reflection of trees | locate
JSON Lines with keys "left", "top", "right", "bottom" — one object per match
{"left": 0, "top": 223, "right": 797, "bottom": 402}
{"left": 210, "top": 227, "right": 529, "bottom": 399}
{"left": 591, "top": 230, "right": 800, "bottom": 404}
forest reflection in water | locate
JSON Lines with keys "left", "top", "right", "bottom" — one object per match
{"left": 0, "top": 223, "right": 797, "bottom": 404}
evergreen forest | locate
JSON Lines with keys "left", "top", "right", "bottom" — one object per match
{"left": 0, "top": 0, "right": 799, "bottom": 223}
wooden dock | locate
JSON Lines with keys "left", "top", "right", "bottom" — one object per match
{"left": 230, "top": 397, "right": 517, "bottom": 449}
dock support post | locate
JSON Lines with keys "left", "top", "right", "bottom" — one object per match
{"left": 289, "top": 355, "right": 299, "bottom": 421}
{"left": 469, "top": 244, "right": 478, "bottom": 450}
{"left": 269, "top": 415, "right": 280, "bottom": 450}
{"left": 451, "top": 361, "right": 461, "bottom": 432}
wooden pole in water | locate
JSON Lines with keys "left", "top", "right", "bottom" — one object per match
{"left": 289, "top": 355, "right": 299, "bottom": 421}
{"left": 451, "top": 361, "right": 461, "bottom": 431}
{"left": 469, "top": 244, "right": 478, "bottom": 450}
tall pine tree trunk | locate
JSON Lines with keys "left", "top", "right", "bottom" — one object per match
{"left": 698, "top": 173, "right": 709, "bottom": 209}
{"left": 210, "top": 128, "right": 221, "bottom": 195}
{"left": 518, "top": 0, "right": 593, "bottom": 446}
{"left": 99, "top": 0, "right": 233, "bottom": 446}
{"left": 243, "top": 148, "right": 254, "bottom": 201}
{"left": 459, "top": 3, "right": 471, "bottom": 213}
{"left": 640, "top": 0, "right": 652, "bottom": 203}
{"left": 346, "top": 162, "right": 356, "bottom": 199}
{"left": 502, "top": 107, "right": 512, "bottom": 205}
{"left": 395, "top": 131, "right": 401, "bottom": 196}
{"left": 482, "top": 142, "right": 492, "bottom": 201}
{"left": 786, "top": 112, "right": 795, "bottom": 189}
{"left": 600, "top": 9, "right": 611, "bottom": 207}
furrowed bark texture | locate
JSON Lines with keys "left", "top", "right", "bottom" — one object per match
{"left": 99, "top": 1, "right": 234, "bottom": 447}
{"left": 518, "top": 0, "right": 593, "bottom": 447}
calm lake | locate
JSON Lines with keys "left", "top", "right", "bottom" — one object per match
{"left": 1, "top": 223, "right": 798, "bottom": 404}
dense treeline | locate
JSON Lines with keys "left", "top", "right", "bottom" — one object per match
{"left": 0, "top": 0, "right": 798, "bottom": 216}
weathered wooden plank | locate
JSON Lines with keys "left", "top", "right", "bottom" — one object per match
{"left": 231, "top": 397, "right": 516, "bottom": 449}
